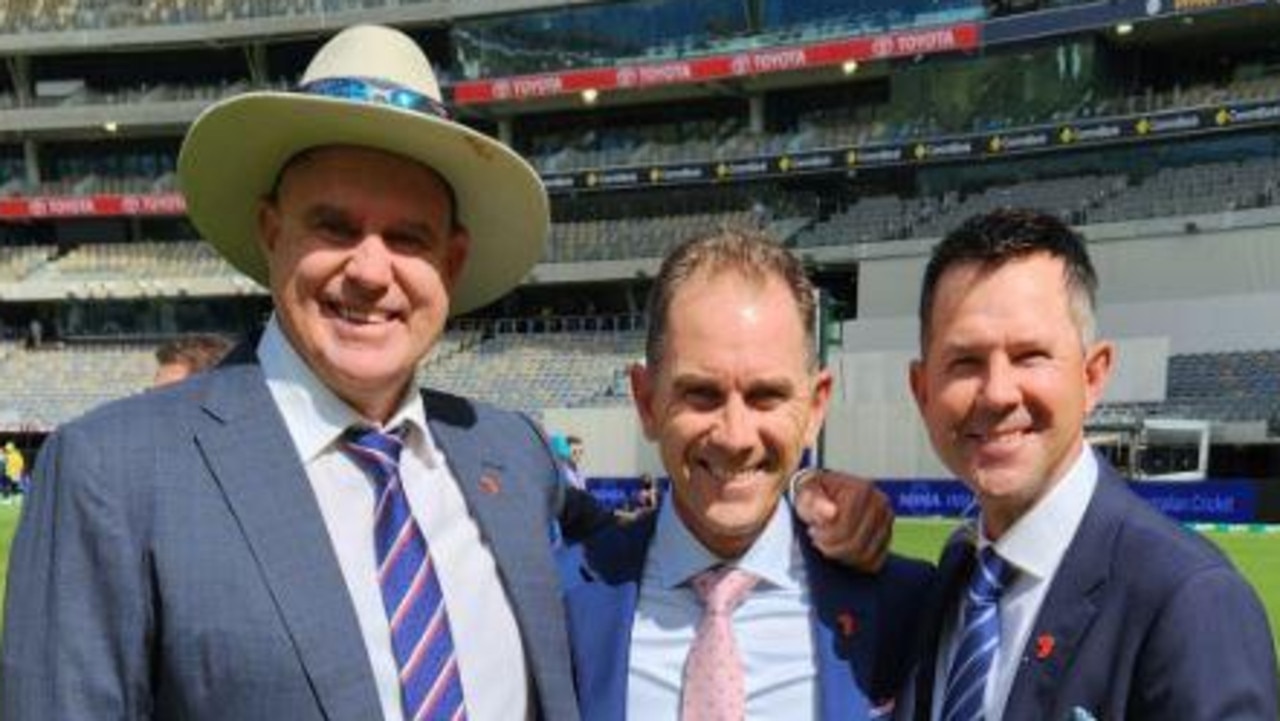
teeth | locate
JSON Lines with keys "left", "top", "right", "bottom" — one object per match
{"left": 338, "top": 306, "right": 388, "bottom": 324}
{"left": 701, "top": 464, "right": 764, "bottom": 482}
{"left": 973, "top": 430, "right": 1023, "bottom": 444}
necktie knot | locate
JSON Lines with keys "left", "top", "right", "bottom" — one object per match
{"left": 342, "top": 425, "right": 406, "bottom": 490}
{"left": 970, "top": 547, "right": 1014, "bottom": 606}
{"left": 941, "top": 546, "right": 1015, "bottom": 721}
{"left": 691, "top": 565, "right": 758, "bottom": 616}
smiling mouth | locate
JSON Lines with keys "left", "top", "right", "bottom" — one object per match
{"left": 324, "top": 301, "right": 400, "bottom": 326}
{"left": 696, "top": 460, "right": 772, "bottom": 483}
{"left": 970, "top": 428, "right": 1025, "bottom": 441}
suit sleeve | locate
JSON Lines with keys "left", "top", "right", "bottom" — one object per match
{"left": 514, "top": 413, "right": 617, "bottom": 543}
{"left": 1, "top": 425, "right": 154, "bottom": 720}
{"left": 1134, "top": 563, "right": 1279, "bottom": 719}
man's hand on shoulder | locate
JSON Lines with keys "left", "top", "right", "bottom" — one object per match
{"left": 792, "top": 469, "right": 894, "bottom": 573}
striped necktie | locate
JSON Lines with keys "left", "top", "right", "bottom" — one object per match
{"left": 940, "top": 547, "right": 1014, "bottom": 721}
{"left": 344, "top": 426, "right": 467, "bottom": 721}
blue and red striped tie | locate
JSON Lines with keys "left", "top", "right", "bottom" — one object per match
{"left": 344, "top": 426, "right": 467, "bottom": 721}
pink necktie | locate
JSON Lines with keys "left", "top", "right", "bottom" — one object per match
{"left": 681, "top": 566, "right": 759, "bottom": 721}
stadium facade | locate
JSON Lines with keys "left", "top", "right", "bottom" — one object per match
{"left": 2, "top": 0, "right": 1280, "bottom": 499}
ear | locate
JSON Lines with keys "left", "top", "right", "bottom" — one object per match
{"left": 256, "top": 198, "right": 282, "bottom": 255}
{"left": 1082, "top": 340, "right": 1115, "bottom": 415}
{"left": 908, "top": 358, "right": 927, "bottom": 413}
{"left": 803, "top": 368, "right": 834, "bottom": 447}
{"left": 629, "top": 362, "right": 660, "bottom": 441}
{"left": 443, "top": 226, "right": 471, "bottom": 290}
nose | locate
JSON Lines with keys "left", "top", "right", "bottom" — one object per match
{"left": 977, "top": 355, "right": 1020, "bottom": 411}
{"left": 344, "top": 233, "right": 394, "bottom": 291}
{"left": 709, "top": 395, "right": 756, "bottom": 459}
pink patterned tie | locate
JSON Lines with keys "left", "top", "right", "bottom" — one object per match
{"left": 681, "top": 566, "right": 759, "bottom": 721}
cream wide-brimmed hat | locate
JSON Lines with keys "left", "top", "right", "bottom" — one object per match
{"left": 178, "top": 24, "right": 548, "bottom": 315}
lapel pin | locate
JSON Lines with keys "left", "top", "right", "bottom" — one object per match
{"left": 479, "top": 473, "right": 502, "bottom": 496}
{"left": 1035, "top": 632, "right": 1055, "bottom": 660}
{"left": 837, "top": 611, "right": 859, "bottom": 638}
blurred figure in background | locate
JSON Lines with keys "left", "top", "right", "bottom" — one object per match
{"left": 2, "top": 441, "right": 24, "bottom": 500}
{"left": 153, "top": 334, "right": 234, "bottom": 387}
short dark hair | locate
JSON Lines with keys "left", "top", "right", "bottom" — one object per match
{"left": 919, "top": 208, "right": 1099, "bottom": 349}
{"left": 155, "top": 334, "right": 234, "bottom": 373}
{"left": 644, "top": 227, "right": 817, "bottom": 369}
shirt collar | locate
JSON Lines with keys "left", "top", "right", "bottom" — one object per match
{"left": 983, "top": 445, "right": 1098, "bottom": 582}
{"left": 648, "top": 490, "right": 801, "bottom": 592}
{"left": 258, "top": 315, "right": 428, "bottom": 463}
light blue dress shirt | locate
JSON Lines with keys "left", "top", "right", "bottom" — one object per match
{"left": 627, "top": 494, "right": 820, "bottom": 720}
{"left": 932, "top": 445, "right": 1099, "bottom": 721}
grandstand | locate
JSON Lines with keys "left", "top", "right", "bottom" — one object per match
{"left": 0, "top": 0, "right": 1278, "bottom": 488}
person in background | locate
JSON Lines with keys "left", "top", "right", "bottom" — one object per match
{"left": 153, "top": 333, "right": 234, "bottom": 387}
{"left": 551, "top": 432, "right": 588, "bottom": 490}
{"left": 901, "top": 208, "right": 1277, "bottom": 720}
{"left": 567, "top": 434, "right": 586, "bottom": 477}
{"left": 2, "top": 441, "right": 24, "bottom": 500}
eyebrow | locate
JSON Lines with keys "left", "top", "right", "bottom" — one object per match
{"left": 670, "top": 372, "right": 795, "bottom": 394}
{"left": 302, "top": 202, "right": 438, "bottom": 240}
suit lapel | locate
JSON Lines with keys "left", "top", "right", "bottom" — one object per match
{"left": 193, "top": 364, "right": 381, "bottom": 720}
{"left": 423, "top": 391, "right": 577, "bottom": 720}
{"left": 564, "top": 516, "right": 655, "bottom": 721}
{"left": 1003, "top": 468, "right": 1117, "bottom": 716}
{"left": 912, "top": 530, "right": 975, "bottom": 721}
{"left": 800, "top": 531, "right": 876, "bottom": 721}
{"left": 424, "top": 394, "right": 550, "bottom": 620}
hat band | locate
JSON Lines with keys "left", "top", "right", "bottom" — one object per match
{"left": 297, "top": 76, "right": 452, "bottom": 120}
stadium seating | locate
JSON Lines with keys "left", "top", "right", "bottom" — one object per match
{"left": 524, "top": 74, "right": 1280, "bottom": 172}
{"left": 1164, "top": 350, "right": 1280, "bottom": 423}
{"left": 0, "top": 319, "right": 643, "bottom": 427}
{"left": 421, "top": 322, "right": 643, "bottom": 414}
{"left": 0, "top": 245, "right": 56, "bottom": 282}
{"left": 35, "top": 241, "right": 240, "bottom": 281}
{"left": 1094, "top": 350, "right": 1280, "bottom": 427}
{"left": 2, "top": 329, "right": 1272, "bottom": 433}
{"left": 1083, "top": 157, "right": 1280, "bottom": 224}
{"left": 0, "top": 343, "right": 157, "bottom": 429}
{"left": 795, "top": 174, "right": 1126, "bottom": 247}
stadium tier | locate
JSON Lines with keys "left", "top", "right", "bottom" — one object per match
{"left": 0, "top": 320, "right": 642, "bottom": 429}
{"left": 1, "top": 0, "right": 1279, "bottom": 480}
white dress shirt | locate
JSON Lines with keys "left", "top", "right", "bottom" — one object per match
{"left": 932, "top": 445, "right": 1098, "bottom": 721}
{"left": 258, "top": 318, "right": 529, "bottom": 721}
{"left": 627, "top": 494, "right": 819, "bottom": 720}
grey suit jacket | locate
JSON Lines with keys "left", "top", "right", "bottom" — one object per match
{"left": 0, "top": 357, "right": 581, "bottom": 721}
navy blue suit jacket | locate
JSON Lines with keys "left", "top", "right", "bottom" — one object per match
{"left": 907, "top": 459, "right": 1278, "bottom": 720}
{"left": 559, "top": 507, "right": 934, "bottom": 720}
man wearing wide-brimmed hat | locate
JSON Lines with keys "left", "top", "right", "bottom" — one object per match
{"left": 1, "top": 24, "right": 577, "bottom": 721}
{"left": 0, "top": 22, "right": 900, "bottom": 721}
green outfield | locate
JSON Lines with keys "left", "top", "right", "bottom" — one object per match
{"left": 0, "top": 505, "right": 1275, "bottom": 663}
{"left": 891, "top": 517, "right": 1280, "bottom": 663}
{"left": 0, "top": 501, "right": 18, "bottom": 622}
